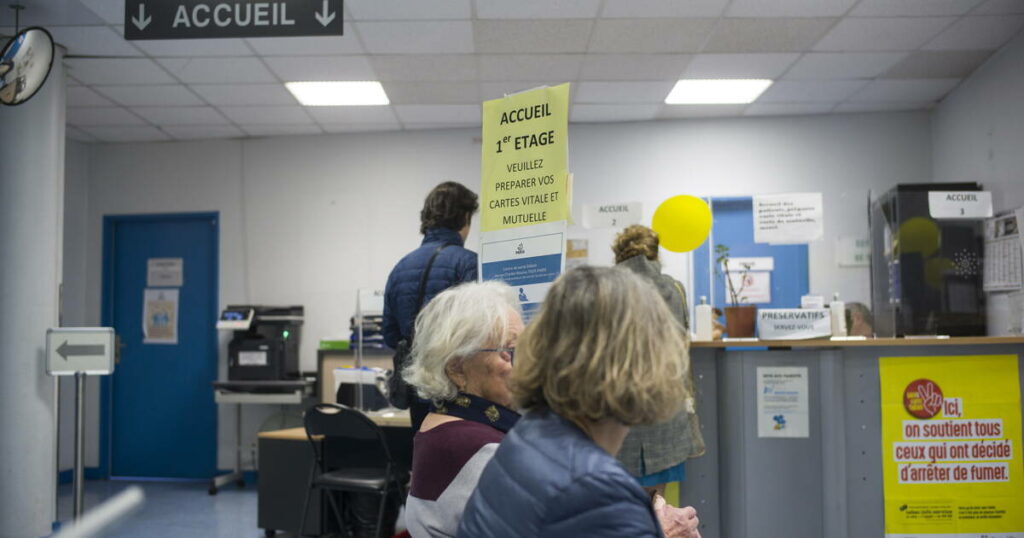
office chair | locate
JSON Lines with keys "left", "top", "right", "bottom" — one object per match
{"left": 299, "top": 403, "right": 404, "bottom": 538}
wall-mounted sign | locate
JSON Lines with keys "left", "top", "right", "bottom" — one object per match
{"left": 581, "top": 202, "right": 642, "bottom": 229}
{"left": 756, "top": 366, "right": 810, "bottom": 438}
{"left": 836, "top": 236, "right": 870, "bottom": 267}
{"left": 147, "top": 258, "right": 183, "bottom": 287}
{"left": 143, "top": 288, "right": 179, "bottom": 345}
{"left": 728, "top": 271, "right": 771, "bottom": 304}
{"left": 124, "top": 0, "right": 343, "bottom": 40}
{"left": 756, "top": 308, "right": 830, "bottom": 340}
{"left": 928, "top": 191, "right": 993, "bottom": 220}
{"left": 753, "top": 192, "right": 824, "bottom": 245}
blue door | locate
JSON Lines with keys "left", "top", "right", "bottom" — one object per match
{"left": 693, "top": 198, "right": 808, "bottom": 334}
{"left": 101, "top": 213, "right": 219, "bottom": 478}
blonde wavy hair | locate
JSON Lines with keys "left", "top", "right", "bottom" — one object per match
{"left": 612, "top": 225, "right": 659, "bottom": 264}
{"left": 511, "top": 266, "right": 689, "bottom": 426}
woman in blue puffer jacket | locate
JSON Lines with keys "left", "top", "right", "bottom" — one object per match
{"left": 457, "top": 266, "right": 701, "bottom": 538}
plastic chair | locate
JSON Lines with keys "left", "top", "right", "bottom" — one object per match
{"left": 299, "top": 403, "right": 404, "bottom": 538}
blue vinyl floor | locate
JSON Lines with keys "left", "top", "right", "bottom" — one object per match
{"left": 56, "top": 480, "right": 267, "bottom": 537}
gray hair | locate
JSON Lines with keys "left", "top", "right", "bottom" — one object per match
{"left": 403, "top": 280, "right": 521, "bottom": 403}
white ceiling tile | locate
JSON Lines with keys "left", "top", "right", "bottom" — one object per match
{"left": 380, "top": 82, "right": 479, "bottom": 104}
{"left": 589, "top": 19, "right": 715, "bottom": 53}
{"left": 852, "top": 0, "right": 984, "bottom": 16}
{"left": 190, "top": 84, "right": 298, "bottom": 105}
{"left": 784, "top": 52, "right": 907, "bottom": 79}
{"left": 704, "top": 18, "right": 837, "bottom": 52}
{"left": 322, "top": 123, "right": 404, "bottom": 133}
{"left": 347, "top": 0, "right": 471, "bottom": 20}
{"left": 371, "top": 55, "right": 478, "bottom": 81}
{"left": 65, "top": 58, "right": 176, "bottom": 85}
{"left": 658, "top": 104, "right": 747, "bottom": 118}
{"left": 133, "top": 39, "right": 253, "bottom": 57}
{"left": 727, "top": 0, "right": 857, "bottom": 17}
{"left": 394, "top": 105, "right": 480, "bottom": 123}
{"left": 403, "top": 123, "right": 477, "bottom": 130}
{"left": 132, "top": 106, "right": 229, "bottom": 126}
{"left": 833, "top": 102, "right": 935, "bottom": 112}
{"left": 479, "top": 81, "right": 565, "bottom": 101}
{"left": 264, "top": 56, "right": 376, "bottom": 81}
{"left": 14, "top": 1, "right": 105, "bottom": 26}
{"left": 49, "top": 26, "right": 142, "bottom": 57}
{"left": 683, "top": 53, "right": 800, "bottom": 78}
{"left": 66, "top": 86, "right": 115, "bottom": 107}
{"left": 570, "top": 104, "right": 661, "bottom": 122}
{"left": 576, "top": 81, "right": 676, "bottom": 103}
{"left": 157, "top": 58, "right": 277, "bottom": 84}
{"left": 881, "top": 50, "right": 993, "bottom": 78}
{"left": 476, "top": 0, "right": 601, "bottom": 19}
{"left": 81, "top": 126, "right": 171, "bottom": 142}
{"left": 358, "top": 21, "right": 474, "bottom": 53}
{"left": 478, "top": 54, "right": 584, "bottom": 81}
{"left": 66, "top": 126, "right": 98, "bottom": 143}
{"left": 972, "top": 0, "right": 1024, "bottom": 14}
{"left": 78, "top": 0, "right": 124, "bottom": 24}
{"left": 219, "top": 106, "right": 312, "bottom": 124}
{"left": 66, "top": 75, "right": 84, "bottom": 86}
{"left": 813, "top": 17, "right": 955, "bottom": 51}
{"left": 475, "top": 20, "right": 593, "bottom": 53}
{"left": 305, "top": 105, "right": 399, "bottom": 124}
{"left": 757, "top": 80, "right": 868, "bottom": 102}
{"left": 580, "top": 54, "right": 691, "bottom": 80}
{"left": 246, "top": 26, "right": 363, "bottom": 55}
{"left": 94, "top": 85, "right": 205, "bottom": 107}
{"left": 923, "top": 15, "right": 1024, "bottom": 50}
{"left": 847, "top": 78, "right": 962, "bottom": 102}
{"left": 240, "top": 124, "right": 324, "bottom": 137}
{"left": 601, "top": 0, "right": 729, "bottom": 18}
{"left": 67, "top": 107, "right": 147, "bottom": 126}
{"left": 163, "top": 125, "right": 244, "bottom": 140}
{"left": 743, "top": 102, "right": 835, "bottom": 115}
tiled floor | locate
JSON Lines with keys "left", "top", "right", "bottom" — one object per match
{"left": 56, "top": 480, "right": 267, "bottom": 537}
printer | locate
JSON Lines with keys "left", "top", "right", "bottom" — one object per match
{"left": 217, "top": 305, "right": 303, "bottom": 381}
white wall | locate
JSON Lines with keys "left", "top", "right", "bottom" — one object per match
{"left": 66, "top": 112, "right": 931, "bottom": 469}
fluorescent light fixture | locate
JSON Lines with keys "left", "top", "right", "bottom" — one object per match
{"left": 665, "top": 79, "right": 773, "bottom": 105}
{"left": 285, "top": 81, "right": 390, "bottom": 106}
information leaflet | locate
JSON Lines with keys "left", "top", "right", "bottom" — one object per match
{"left": 879, "top": 355, "right": 1023, "bottom": 538}
{"left": 480, "top": 84, "right": 570, "bottom": 319}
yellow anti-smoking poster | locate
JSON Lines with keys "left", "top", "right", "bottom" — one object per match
{"left": 880, "top": 355, "right": 1023, "bottom": 538}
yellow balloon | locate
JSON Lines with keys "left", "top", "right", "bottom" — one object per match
{"left": 924, "top": 257, "right": 955, "bottom": 289}
{"left": 652, "top": 195, "right": 712, "bottom": 253}
{"left": 898, "top": 217, "right": 940, "bottom": 257}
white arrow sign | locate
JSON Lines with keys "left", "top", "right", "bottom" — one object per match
{"left": 46, "top": 327, "right": 115, "bottom": 376}
{"left": 132, "top": 4, "right": 152, "bottom": 31}
{"left": 315, "top": 0, "right": 335, "bottom": 26}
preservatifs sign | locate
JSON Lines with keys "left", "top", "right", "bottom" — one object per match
{"left": 880, "top": 355, "right": 1024, "bottom": 538}
{"left": 480, "top": 84, "right": 569, "bottom": 232}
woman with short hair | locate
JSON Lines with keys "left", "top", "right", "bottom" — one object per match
{"left": 457, "top": 267, "right": 701, "bottom": 538}
{"left": 403, "top": 280, "right": 524, "bottom": 538}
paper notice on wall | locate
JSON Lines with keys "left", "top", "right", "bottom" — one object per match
{"left": 566, "top": 239, "right": 588, "bottom": 270}
{"left": 983, "top": 211, "right": 1023, "bottom": 292}
{"left": 753, "top": 192, "right": 824, "bottom": 245}
{"left": 757, "top": 366, "right": 810, "bottom": 438}
{"left": 143, "top": 288, "right": 179, "bottom": 345}
{"left": 727, "top": 271, "right": 771, "bottom": 304}
{"left": 581, "top": 202, "right": 642, "bottom": 229}
{"left": 147, "top": 258, "right": 183, "bottom": 287}
{"left": 836, "top": 236, "right": 871, "bottom": 267}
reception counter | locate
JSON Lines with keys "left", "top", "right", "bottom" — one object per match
{"left": 679, "top": 336, "right": 1024, "bottom": 538}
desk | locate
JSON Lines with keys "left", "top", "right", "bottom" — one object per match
{"left": 257, "top": 411, "right": 412, "bottom": 537}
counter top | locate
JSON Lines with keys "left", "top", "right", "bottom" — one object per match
{"left": 258, "top": 410, "right": 412, "bottom": 440}
{"left": 690, "top": 336, "right": 1024, "bottom": 349}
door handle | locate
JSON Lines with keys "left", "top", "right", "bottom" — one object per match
{"left": 115, "top": 335, "right": 127, "bottom": 364}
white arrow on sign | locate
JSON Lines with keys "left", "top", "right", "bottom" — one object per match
{"left": 132, "top": 4, "right": 152, "bottom": 31}
{"left": 315, "top": 0, "right": 336, "bottom": 27}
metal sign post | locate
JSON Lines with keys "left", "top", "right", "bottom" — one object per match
{"left": 46, "top": 328, "right": 115, "bottom": 522}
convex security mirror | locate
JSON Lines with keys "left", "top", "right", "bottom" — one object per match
{"left": 0, "top": 27, "right": 55, "bottom": 106}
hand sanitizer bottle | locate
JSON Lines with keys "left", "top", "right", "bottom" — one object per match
{"left": 830, "top": 292, "right": 847, "bottom": 337}
{"left": 695, "top": 296, "right": 713, "bottom": 342}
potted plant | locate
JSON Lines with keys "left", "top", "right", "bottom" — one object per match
{"left": 715, "top": 244, "right": 757, "bottom": 338}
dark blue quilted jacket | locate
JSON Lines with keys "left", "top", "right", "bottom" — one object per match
{"left": 457, "top": 408, "right": 664, "bottom": 538}
{"left": 382, "top": 228, "right": 478, "bottom": 348}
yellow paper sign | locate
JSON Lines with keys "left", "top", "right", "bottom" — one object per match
{"left": 480, "top": 84, "right": 570, "bottom": 232}
{"left": 879, "top": 355, "right": 1023, "bottom": 537}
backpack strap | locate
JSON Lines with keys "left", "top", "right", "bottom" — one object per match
{"left": 410, "top": 243, "right": 452, "bottom": 340}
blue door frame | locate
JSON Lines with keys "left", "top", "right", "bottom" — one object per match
{"left": 98, "top": 212, "right": 219, "bottom": 479}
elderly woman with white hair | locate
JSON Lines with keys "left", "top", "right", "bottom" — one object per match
{"left": 402, "top": 280, "right": 524, "bottom": 538}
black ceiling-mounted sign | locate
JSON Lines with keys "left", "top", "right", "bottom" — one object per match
{"left": 124, "top": 0, "right": 343, "bottom": 40}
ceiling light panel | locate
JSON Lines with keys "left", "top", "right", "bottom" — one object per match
{"left": 286, "top": 81, "right": 391, "bottom": 106}
{"left": 665, "top": 79, "right": 774, "bottom": 104}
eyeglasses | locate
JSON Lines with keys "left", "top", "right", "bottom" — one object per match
{"left": 477, "top": 347, "right": 515, "bottom": 364}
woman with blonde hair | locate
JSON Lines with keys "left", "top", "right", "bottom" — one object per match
{"left": 612, "top": 225, "right": 705, "bottom": 496}
{"left": 457, "top": 267, "right": 700, "bottom": 538}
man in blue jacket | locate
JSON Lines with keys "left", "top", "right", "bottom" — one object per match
{"left": 383, "top": 181, "right": 479, "bottom": 431}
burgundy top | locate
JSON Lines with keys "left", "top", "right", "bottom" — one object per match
{"left": 409, "top": 420, "right": 506, "bottom": 501}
